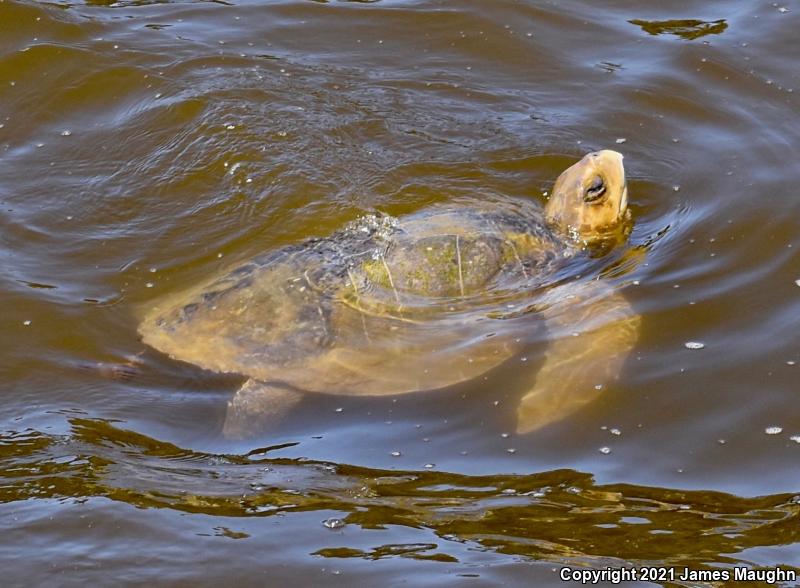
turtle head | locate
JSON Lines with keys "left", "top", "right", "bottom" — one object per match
{"left": 545, "top": 150, "right": 629, "bottom": 243}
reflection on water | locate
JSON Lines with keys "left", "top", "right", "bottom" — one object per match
{"left": 628, "top": 19, "right": 729, "bottom": 41}
{"left": 2, "top": 0, "right": 800, "bottom": 584}
{"left": 3, "top": 419, "right": 800, "bottom": 579}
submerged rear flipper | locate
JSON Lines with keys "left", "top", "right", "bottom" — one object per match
{"left": 516, "top": 281, "right": 640, "bottom": 434}
{"left": 222, "top": 379, "right": 304, "bottom": 439}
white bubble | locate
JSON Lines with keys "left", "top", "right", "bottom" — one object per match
{"left": 598, "top": 446, "right": 612, "bottom": 454}
{"left": 322, "top": 518, "right": 345, "bottom": 529}
{"left": 615, "top": 138, "right": 626, "bottom": 144}
{"left": 765, "top": 426, "right": 783, "bottom": 435}
{"left": 684, "top": 341, "right": 705, "bottom": 350}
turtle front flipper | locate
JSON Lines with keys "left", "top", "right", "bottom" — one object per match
{"left": 516, "top": 281, "right": 639, "bottom": 434}
{"left": 222, "top": 379, "right": 304, "bottom": 439}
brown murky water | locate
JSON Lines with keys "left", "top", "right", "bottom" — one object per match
{"left": 2, "top": 0, "right": 800, "bottom": 585}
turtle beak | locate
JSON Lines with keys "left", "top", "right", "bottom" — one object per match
{"left": 595, "top": 150, "right": 627, "bottom": 217}
{"left": 619, "top": 183, "right": 629, "bottom": 218}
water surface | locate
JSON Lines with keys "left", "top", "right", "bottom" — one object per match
{"left": 2, "top": 0, "right": 800, "bottom": 585}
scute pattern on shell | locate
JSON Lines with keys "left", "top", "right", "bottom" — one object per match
{"left": 139, "top": 199, "right": 573, "bottom": 394}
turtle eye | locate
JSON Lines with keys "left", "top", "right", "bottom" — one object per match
{"left": 584, "top": 176, "right": 606, "bottom": 202}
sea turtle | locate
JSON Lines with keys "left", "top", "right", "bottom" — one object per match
{"left": 139, "top": 150, "right": 639, "bottom": 438}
